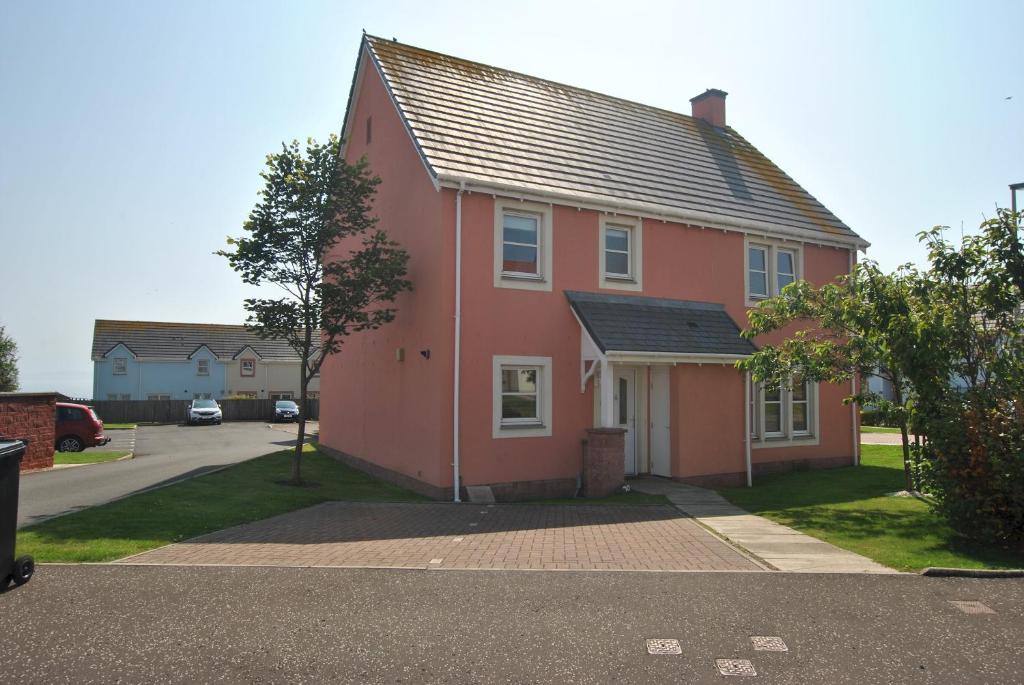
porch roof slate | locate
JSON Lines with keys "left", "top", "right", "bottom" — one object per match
{"left": 565, "top": 291, "right": 757, "bottom": 357}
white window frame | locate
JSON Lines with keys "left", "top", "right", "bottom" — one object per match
{"left": 240, "top": 359, "right": 256, "bottom": 377}
{"left": 112, "top": 357, "right": 127, "bottom": 375}
{"left": 744, "top": 238, "right": 804, "bottom": 305}
{"left": 776, "top": 248, "right": 798, "bottom": 294}
{"left": 599, "top": 215, "right": 643, "bottom": 291}
{"left": 147, "top": 393, "right": 171, "bottom": 401}
{"left": 194, "top": 392, "right": 213, "bottom": 400}
{"left": 492, "top": 355, "right": 553, "bottom": 438}
{"left": 751, "top": 377, "right": 819, "bottom": 448}
{"left": 196, "top": 359, "right": 210, "bottom": 376}
{"left": 493, "top": 199, "right": 553, "bottom": 292}
{"left": 270, "top": 392, "right": 294, "bottom": 400}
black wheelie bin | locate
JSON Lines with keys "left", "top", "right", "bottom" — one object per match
{"left": 0, "top": 439, "right": 34, "bottom": 588}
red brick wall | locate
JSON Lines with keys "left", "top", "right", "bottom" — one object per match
{"left": 0, "top": 394, "right": 56, "bottom": 471}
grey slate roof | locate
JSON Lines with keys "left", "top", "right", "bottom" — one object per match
{"left": 359, "top": 35, "right": 863, "bottom": 246}
{"left": 565, "top": 291, "right": 757, "bottom": 357}
{"left": 91, "top": 320, "right": 319, "bottom": 361}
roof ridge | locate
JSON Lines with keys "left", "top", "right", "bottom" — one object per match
{"left": 364, "top": 34, "right": 710, "bottom": 128}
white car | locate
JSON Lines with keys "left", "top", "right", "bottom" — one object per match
{"left": 185, "top": 399, "right": 223, "bottom": 426}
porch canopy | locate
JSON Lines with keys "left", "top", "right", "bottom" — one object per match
{"left": 566, "top": 290, "right": 757, "bottom": 426}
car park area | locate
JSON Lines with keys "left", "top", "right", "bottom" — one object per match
{"left": 18, "top": 422, "right": 301, "bottom": 528}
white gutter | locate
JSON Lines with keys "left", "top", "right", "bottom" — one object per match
{"left": 604, "top": 350, "right": 751, "bottom": 365}
{"left": 744, "top": 370, "right": 752, "bottom": 487}
{"left": 437, "top": 175, "right": 870, "bottom": 251}
{"left": 452, "top": 182, "right": 465, "bottom": 502}
{"left": 849, "top": 248, "right": 860, "bottom": 466}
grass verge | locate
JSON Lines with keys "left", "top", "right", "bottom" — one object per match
{"left": 718, "top": 444, "right": 1024, "bottom": 572}
{"left": 18, "top": 444, "right": 425, "bottom": 563}
{"left": 102, "top": 423, "right": 137, "bottom": 430}
{"left": 860, "top": 426, "right": 901, "bottom": 434}
{"left": 54, "top": 451, "right": 130, "bottom": 465}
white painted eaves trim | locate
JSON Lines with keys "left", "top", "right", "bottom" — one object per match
{"left": 437, "top": 175, "right": 869, "bottom": 251}
{"left": 605, "top": 351, "right": 750, "bottom": 365}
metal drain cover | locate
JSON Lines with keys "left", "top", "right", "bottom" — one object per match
{"left": 949, "top": 600, "right": 995, "bottom": 614}
{"left": 646, "top": 639, "right": 682, "bottom": 655}
{"left": 716, "top": 659, "right": 757, "bottom": 676}
{"left": 750, "top": 636, "right": 788, "bottom": 652}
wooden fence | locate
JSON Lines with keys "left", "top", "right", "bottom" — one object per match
{"left": 79, "top": 399, "right": 320, "bottom": 424}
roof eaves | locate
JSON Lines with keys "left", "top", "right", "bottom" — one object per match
{"left": 440, "top": 173, "right": 870, "bottom": 250}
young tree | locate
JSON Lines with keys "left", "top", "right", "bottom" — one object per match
{"left": 908, "top": 209, "right": 1024, "bottom": 543}
{"left": 737, "top": 262, "right": 927, "bottom": 490}
{"left": 0, "top": 325, "right": 18, "bottom": 392}
{"left": 220, "top": 136, "right": 411, "bottom": 484}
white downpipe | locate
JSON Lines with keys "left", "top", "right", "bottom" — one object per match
{"left": 452, "top": 183, "right": 465, "bottom": 502}
{"left": 849, "top": 249, "right": 860, "bottom": 466}
{"left": 744, "top": 370, "right": 752, "bottom": 487}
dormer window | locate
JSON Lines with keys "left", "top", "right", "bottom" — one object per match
{"left": 197, "top": 359, "right": 210, "bottom": 376}
{"left": 113, "top": 357, "right": 127, "bottom": 375}
{"left": 241, "top": 359, "right": 256, "bottom": 377}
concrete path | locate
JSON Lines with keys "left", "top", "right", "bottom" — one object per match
{"left": 860, "top": 431, "right": 905, "bottom": 445}
{"left": 631, "top": 479, "right": 898, "bottom": 574}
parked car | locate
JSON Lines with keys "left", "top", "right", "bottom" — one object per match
{"left": 185, "top": 399, "right": 223, "bottom": 426}
{"left": 273, "top": 400, "right": 299, "bottom": 422}
{"left": 55, "top": 402, "right": 110, "bottom": 452}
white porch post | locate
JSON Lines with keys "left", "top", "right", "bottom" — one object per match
{"left": 600, "top": 358, "right": 615, "bottom": 427}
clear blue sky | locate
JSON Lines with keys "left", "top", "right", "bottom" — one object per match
{"left": 1, "top": 0, "right": 1021, "bottom": 397}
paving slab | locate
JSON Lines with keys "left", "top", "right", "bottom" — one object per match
{"left": 631, "top": 478, "right": 899, "bottom": 574}
{"left": 118, "top": 501, "right": 764, "bottom": 572}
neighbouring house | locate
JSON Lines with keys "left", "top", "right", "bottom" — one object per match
{"left": 92, "top": 320, "right": 320, "bottom": 401}
{"left": 318, "top": 35, "right": 869, "bottom": 500}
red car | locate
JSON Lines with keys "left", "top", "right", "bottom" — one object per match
{"left": 55, "top": 402, "right": 110, "bottom": 453}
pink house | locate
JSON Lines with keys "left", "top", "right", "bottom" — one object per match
{"left": 318, "top": 35, "right": 869, "bottom": 501}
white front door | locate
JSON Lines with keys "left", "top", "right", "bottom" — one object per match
{"left": 614, "top": 367, "right": 637, "bottom": 474}
{"left": 650, "top": 366, "right": 671, "bottom": 477}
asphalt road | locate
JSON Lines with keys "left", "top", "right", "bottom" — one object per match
{"left": 1, "top": 566, "right": 1021, "bottom": 683}
{"left": 18, "top": 423, "right": 300, "bottom": 527}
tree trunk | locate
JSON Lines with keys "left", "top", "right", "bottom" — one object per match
{"left": 292, "top": 361, "right": 308, "bottom": 484}
{"left": 892, "top": 382, "right": 913, "bottom": 492}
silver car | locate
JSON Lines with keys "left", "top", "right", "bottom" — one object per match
{"left": 186, "top": 399, "right": 223, "bottom": 426}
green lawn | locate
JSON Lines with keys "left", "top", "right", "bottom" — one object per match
{"left": 54, "top": 450, "right": 130, "bottom": 465}
{"left": 18, "top": 444, "right": 425, "bottom": 563}
{"left": 102, "top": 423, "right": 137, "bottom": 430}
{"left": 719, "top": 444, "right": 1024, "bottom": 572}
{"left": 860, "top": 425, "right": 902, "bottom": 434}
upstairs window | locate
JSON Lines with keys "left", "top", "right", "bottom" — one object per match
{"left": 605, "top": 227, "right": 631, "bottom": 278}
{"left": 112, "top": 357, "right": 128, "bottom": 375}
{"left": 746, "top": 240, "right": 801, "bottom": 303}
{"left": 777, "top": 249, "right": 797, "bottom": 292}
{"left": 502, "top": 211, "right": 540, "bottom": 277}
{"left": 599, "top": 215, "right": 642, "bottom": 291}
{"left": 241, "top": 359, "right": 256, "bottom": 377}
{"left": 493, "top": 200, "right": 553, "bottom": 292}
{"left": 197, "top": 359, "right": 210, "bottom": 376}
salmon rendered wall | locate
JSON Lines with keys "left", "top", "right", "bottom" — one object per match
{"left": 318, "top": 56, "right": 454, "bottom": 492}
{"left": 455, "top": 195, "right": 857, "bottom": 490}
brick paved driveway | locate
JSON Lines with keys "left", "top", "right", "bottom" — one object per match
{"left": 120, "top": 502, "right": 763, "bottom": 572}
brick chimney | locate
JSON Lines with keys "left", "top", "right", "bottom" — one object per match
{"left": 690, "top": 88, "right": 728, "bottom": 127}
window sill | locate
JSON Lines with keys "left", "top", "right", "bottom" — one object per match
{"left": 752, "top": 434, "right": 818, "bottom": 449}
{"left": 500, "top": 421, "right": 545, "bottom": 430}
{"left": 501, "top": 272, "right": 545, "bottom": 282}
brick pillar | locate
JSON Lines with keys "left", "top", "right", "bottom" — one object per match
{"left": 0, "top": 393, "right": 57, "bottom": 471}
{"left": 583, "top": 427, "right": 625, "bottom": 498}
